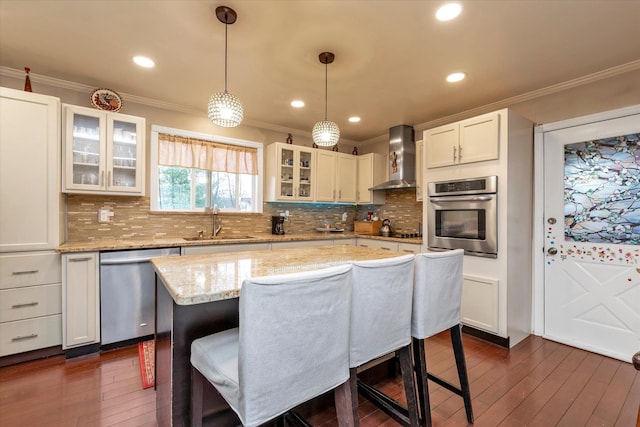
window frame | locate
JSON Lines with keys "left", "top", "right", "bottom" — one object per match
{"left": 150, "top": 125, "right": 263, "bottom": 213}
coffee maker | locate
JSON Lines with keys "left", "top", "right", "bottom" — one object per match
{"left": 271, "top": 216, "right": 285, "bottom": 235}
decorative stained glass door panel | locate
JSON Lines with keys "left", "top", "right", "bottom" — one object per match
{"left": 543, "top": 109, "right": 640, "bottom": 362}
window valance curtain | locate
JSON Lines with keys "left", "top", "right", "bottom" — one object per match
{"left": 158, "top": 133, "right": 258, "bottom": 175}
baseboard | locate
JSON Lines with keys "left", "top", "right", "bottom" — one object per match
{"left": 65, "top": 343, "right": 101, "bottom": 359}
{"left": 462, "top": 325, "right": 510, "bottom": 348}
{"left": 0, "top": 345, "right": 64, "bottom": 367}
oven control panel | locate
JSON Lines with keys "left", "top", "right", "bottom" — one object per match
{"left": 428, "top": 175, "right": 497, "bottom": 196}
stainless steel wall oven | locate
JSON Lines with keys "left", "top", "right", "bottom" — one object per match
{"left": 427, "top": 176, "right": 498, "bottom": 258}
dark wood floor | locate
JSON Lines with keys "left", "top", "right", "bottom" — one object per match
{"left": 1, "top": 333, "right": 638, "bottom": 426}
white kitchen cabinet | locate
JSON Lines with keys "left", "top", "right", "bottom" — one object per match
{"left": 415, "top": 140, "right": 423, "bottom": 201}
{"left": 0, "top": 87, "right": 61, "bottom": 253}
{"left": 0, "top": 251, "right": 62, "bottom": 357}
{"left": 62, "top": 104, "right": 145, "bottom": 195}
{"left": 181, "top": 242, "right": 270, "bottom": 255}
{"left": 461, "top": 275, "right": 499, "bottom": 334}
{"left": 356, "top": 238, "right": 398, "bottom": 252}
{"left": 337, "top": 153, "right": 357, "bottom": 202}
{"left": 357, "top": 153, "right": 386, "bottom": 204}
{"left": 425, "top": 112, "right": 499, "bottom": 168}
{"left": 265, "top": 143, "right": 315, "bottom": 202}
{"left": 315, "top": 150, "right": 337, "bottom": 201}
{"left": 315, "top": 151, "right": 357, "bottom": 203}
{"left": 422, "top": 108, "right": 533, "bottom": 346}
{"left": 62, "top": 252, "right": 100, "bottom": 349}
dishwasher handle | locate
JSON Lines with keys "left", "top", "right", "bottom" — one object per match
{"left": 100, "top": 256, "right": 155, "bottom": 266}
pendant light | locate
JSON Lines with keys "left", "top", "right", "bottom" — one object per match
{"left": 312, "top": 52, "right": 340, "bottom": 147}
{"left": 208, "top": 6, "right": 244, "bottom": 128}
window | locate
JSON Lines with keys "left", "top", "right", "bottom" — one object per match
{"left": 150, "top": 125, "right": 263, "bottom": 213}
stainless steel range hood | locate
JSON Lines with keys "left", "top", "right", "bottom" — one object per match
{"left": 369, "top": 125, "right": 416, "bottom": 191}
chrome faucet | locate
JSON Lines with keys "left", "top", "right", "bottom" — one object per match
{"left": 211, "top": 205, "right": 222, "bottom": 237}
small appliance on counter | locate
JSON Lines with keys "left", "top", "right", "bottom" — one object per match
{"left": 272, "top": 215, "right": 285, "bottom": 235}
{"left": 379, "top": 218, "right": 395, "bottom": 237}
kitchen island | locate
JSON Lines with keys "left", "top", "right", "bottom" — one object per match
{"left": 152, "top": 245, "right": 405, "bottom": 427}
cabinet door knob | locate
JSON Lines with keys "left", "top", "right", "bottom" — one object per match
{"left": 453, "top": 146, "right": 457, "bottom": 161}
{"left": 547, "top": 247, "right": 558, "bottom": 255}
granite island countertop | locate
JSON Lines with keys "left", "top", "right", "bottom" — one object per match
{"left": 151, "top": 245, "right": 408, "bottom": 305}
{"left": 56, "top": 233, "right": 422, "bottom": 253}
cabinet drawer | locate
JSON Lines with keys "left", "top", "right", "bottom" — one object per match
{"left": 0, "top": 252, "right": 61, "bottom": 289}
{"left": 357, "top": 239, "right": 398, "bottom": 252}
{"left": 0, "top": 283, "right": 61, "bottom": 322}
{"left": 398, "top": 243, "right": 422, "bottom": 254}
{"left": 0, "top": 314, "right": 62, "bottom": 357}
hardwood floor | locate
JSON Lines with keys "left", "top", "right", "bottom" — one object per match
{"left": 1, "top": 333, "right": 638, "bottom": 426}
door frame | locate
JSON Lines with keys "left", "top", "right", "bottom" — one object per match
{"left": 532, "top": 104, "right": 640, "bottom": 336}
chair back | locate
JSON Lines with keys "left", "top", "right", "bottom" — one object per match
{"left": 350, "top": 254, "right": 415, "bottom": 368}
{"left": 412, "top": 249, "right": 464, "bottom": 339}
{"left": 238, "top": 264, "right": 352, "bottom": 425}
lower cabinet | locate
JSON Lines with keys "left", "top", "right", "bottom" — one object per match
{"left": 461, "top": 275, "right": 499, "bottom": 334}
{"left": 62, "top": 252, "right": 100, "bottom": 349}
{"left": 356, "top": 238, "right": 398, "bottom": 252}
{"left": 0, "top": 251, "right": 62, "bottom": 357}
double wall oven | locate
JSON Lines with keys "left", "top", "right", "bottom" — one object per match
{"left": 427, "top": 176, "right": 498, "bottom": 258}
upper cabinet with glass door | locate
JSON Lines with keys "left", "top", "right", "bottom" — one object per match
{"left": 265, "top": 143, "right": 315, "bottom": 202}
{"left": 62, "top": 104, "right": 145, "bottom": 195}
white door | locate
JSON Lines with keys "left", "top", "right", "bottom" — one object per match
{"left": 542, "top": 107, "right": 640, "bottom": 362}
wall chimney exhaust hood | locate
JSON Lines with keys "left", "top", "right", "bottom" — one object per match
{"left": 369, "top": 125, "right": 416, "bottom": 191}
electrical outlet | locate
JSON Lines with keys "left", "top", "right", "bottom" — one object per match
{"left": 98, "top": 207, "right": 113, "bottom": 223}
{"left": 342, "top": 212, "right": 348, "bottom": 221}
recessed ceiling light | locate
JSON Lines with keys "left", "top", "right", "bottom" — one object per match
{"left": 133, "top": 56, "right": 155, "bottom": 68}
{"left": 436, "top": 3, "right": 462, "bottom": 21}
{"left": 291, "top": 100, "right": 305, "bottom": 108}
{"left": 446, "top": 72, "right": 466, "bottom": 82}
{"left": 348, "top": 116, "right": 361, "bottom": 123}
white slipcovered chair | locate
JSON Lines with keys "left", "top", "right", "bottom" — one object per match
{"left": 190, "top": 264, "right": 355, "bottom": 427}
{"left": 412, "top": 249, "right": 473, "bottom": 426}
{"left": 348, "top": 254, "right": 419, "bottom": 427}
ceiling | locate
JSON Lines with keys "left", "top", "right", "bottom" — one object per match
{"left": 1, "top": 0, "right": 639, "bottom": 142}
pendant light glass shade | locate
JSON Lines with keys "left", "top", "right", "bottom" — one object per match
{"left": 208, "top": 91, "right": 244, "bottom": 128}
{"left": 313, "top": 52, "right": 339, "bottom": 147}
{"left": 209, "top": 6, "right": 243, "bottom": 128}
{"left": 312, "top": 120, "right": 340, "bottom": 147}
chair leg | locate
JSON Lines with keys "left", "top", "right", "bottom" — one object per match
{"left": 334, "top": 378, "right": 357, "bottom": 427}
{"left": 398, "top": 346, "right": 420, "bottom": 427}
{"left": 348, "top": 367, "right": 360, "bottom": 426}
{"left": 450, "top": 325, "right": 474, "bottom": 424}
{"left": 190, "top": 366, "right": 204, "bottom": 427}
{"left": 412, "top": 337, "right": 432, "bottom": 427}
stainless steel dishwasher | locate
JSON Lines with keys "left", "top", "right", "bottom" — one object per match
{"left": 100, "top": 247, "right": 180, "bottom": 346}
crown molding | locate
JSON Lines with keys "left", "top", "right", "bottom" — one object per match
{"left": 411, "top": 59, "right": 640, "bottom": 135}
{"left": 0, "top": 66, "right": 357, "bottom": 142}
{"left": 3, "top": 60, "right": 637, "bottom": 145}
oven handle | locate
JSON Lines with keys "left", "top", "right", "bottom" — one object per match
{"left": 429, "top": 195, "right": 494, "bottom": 202}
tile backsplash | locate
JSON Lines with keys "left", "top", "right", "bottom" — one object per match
{"left": 356, "top": 190, "right": 423, "bottom": 233}
{"left": 65, "top": 191, "right": 422, "bottom": 242}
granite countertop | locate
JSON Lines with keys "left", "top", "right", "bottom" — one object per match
{"left": 56, "top": 232, "right": 422, "bottom": 253}
{"left": 152, "top": 245, "right": 409, "bottom": 305}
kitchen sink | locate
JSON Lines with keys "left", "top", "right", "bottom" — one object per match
{"left": 182, "top": 236, "right": 256, "bottom": 242}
